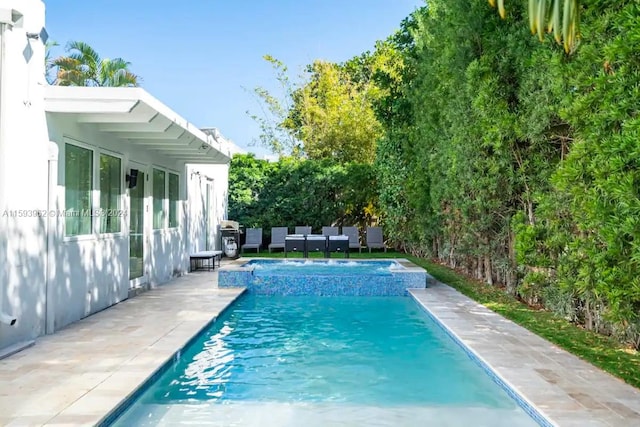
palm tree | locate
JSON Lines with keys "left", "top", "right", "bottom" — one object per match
{"left": 45, "top": 40, "right": 59, "bottom": 85}
{"left": 489, "top": 0, "right": 580, "bottom": 54}
{"left": 52, "top": 41, "right": 141, "bottom": 87}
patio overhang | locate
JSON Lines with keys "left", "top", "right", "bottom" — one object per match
{"left": 44, "top": 86, "right": 232, "bottom": 164}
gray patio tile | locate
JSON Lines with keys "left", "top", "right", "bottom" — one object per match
{"left": 53, "top": 390, "right": 124, "bottom": 417}
{"left": 4, "top": 415, "right": 59, "bottom": 427}
{"left": 601, "top": 400, "right": 640, "bottom": 418}
{"left": 546, "top": 416, "right": 610, "bottom": 427}
{"left": 39, "top": 413, "right": 102, "bottom": 427}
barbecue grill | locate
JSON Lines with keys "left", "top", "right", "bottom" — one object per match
{"left": 219, "top": 220, "right": 242, "bottom": 259}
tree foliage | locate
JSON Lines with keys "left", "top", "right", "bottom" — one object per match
{"left": 52, "top": 41, "right": 140, "bottom": 87}
{"left": 489, "top": 0, "right": 581, "bottom": 53}
{"left": 247, "top": 49, "right": 398, "bottom": 164}
{"left": 246, "top": 55, "right": 303, "bottom": 157}
{"left": 45, "top": 40, "right": 60, "bottom": 85}
{"left": 375, "top": 0, "right": 640, "bottom": 348}
{"left": 286, "top": 60, "right": 382, "bottom": 163}
{"left": 228, "top": 154, "right": 378, "bottom": 234}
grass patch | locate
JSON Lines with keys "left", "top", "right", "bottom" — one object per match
{"left": 247, "top": 249, "right": 640, "bottom": 389}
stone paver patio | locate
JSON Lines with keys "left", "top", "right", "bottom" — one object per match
{"left": 0, "top": 267, "right": 639, "bottom": 426}
{"left": 410, "top": 284, "right": 640, "bottom": 427}
{"left": 0, "top": 272, "right": 244, "bottom": 427}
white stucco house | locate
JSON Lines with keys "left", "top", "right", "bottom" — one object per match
{"left": 0, "top": 0, "right": 243, "bottom": 356}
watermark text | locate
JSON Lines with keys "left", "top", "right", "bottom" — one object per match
{"left": 1, "top": 209, "right": 128, "bottom": 218}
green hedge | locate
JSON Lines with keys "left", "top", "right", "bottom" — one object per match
{"left": 228, "top": 154, "right": 378, "bottom": 237}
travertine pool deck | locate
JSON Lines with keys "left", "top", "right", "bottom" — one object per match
{"left": 0, "top": 266, "right": 639, "bottom": 426}
{"left": 410, "top": 283, "right": 640, "bottom": 427}
{"left": 0, "top": 272, "right": 244, "bottom": 427}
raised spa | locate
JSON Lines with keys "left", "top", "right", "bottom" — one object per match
{"left": 217, "top": 258, "right": 430, "bottom": 296}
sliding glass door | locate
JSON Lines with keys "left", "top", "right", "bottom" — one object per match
{"left": 129, "top": 166, "right": 146, "bottom": 282}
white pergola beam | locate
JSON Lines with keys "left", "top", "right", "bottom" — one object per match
{"left": 111, "top": 127, "right": 186, "bottom": 140}
{"left": 98, "top": 115, "right": 173, "bottom": 133}
{"left": 125, "top": 140, "right": 188, "bottom": 147}
{"left": 76, "top": 102, "right": 157, "bottom": 123}
{"left": 45, "top": 100, "right": 139, "bottom": 114}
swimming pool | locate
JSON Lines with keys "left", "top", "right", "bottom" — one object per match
{"left": 105, "top": 295, "right": 543, "bottom": 426}
{"left": 218, "top": 258, "right": 429, "bottom": 295}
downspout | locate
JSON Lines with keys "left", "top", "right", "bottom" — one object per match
{"left": 45, "top": 142, "right": 58, "bottom": 334}
{"left": 0, "top": 21, "right": 10, "bottom": 327}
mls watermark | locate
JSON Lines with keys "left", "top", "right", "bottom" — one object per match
{"left": 1, "top": 209, "right": 128, "bottom": 218}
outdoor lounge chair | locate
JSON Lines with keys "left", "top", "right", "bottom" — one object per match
{"left": 321, "top": 226, "right": 339, "bottom": 236}
{"left": 241, "top": 228, "right": 262, "bottom": 253}
{"left": 268, "top": 227, "right": 288, "bottom": 252}
{"left": 366, "top": 226, "right": 386, "bottom": 253}
{"left": 341, "top": 226, "right": 361, "bottom": 253}
{"left": 295, "top": 225, "right": 312, "bottom": 235}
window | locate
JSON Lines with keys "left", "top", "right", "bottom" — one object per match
{"left": 168, "top": 173, "right": 179, "bottom": 228}
{"left": 151, "top": 168, "right": 180, "bottom": 229}
{"left": 153, "top": 168, "right": 166, "bottom": 229}
{"left": 99, "top": 153, "right": 122, "bottom": 233}
{"left": 64, "top": 141, "right": 123, "bottom": 237}
{"left": 65, "top": 144, "right": 93, "bottom": 236}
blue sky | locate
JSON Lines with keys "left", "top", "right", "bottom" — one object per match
{"left": 45, "top": 0, "right": 424, "bottom": 157}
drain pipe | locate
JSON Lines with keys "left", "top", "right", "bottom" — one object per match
{"left": 0, "top": 19, "right": 13, "bottom": 328}
{"left": 45, "top": 142, "right": 58, "bottom": 334}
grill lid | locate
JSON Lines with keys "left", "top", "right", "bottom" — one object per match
{"left": 220, "top": 220, "right": 240, "bottom": 231}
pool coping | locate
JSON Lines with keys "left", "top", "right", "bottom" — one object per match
{"left": 219, "top": 256, "right": 428, "bottom": 272}
{"left": 95, "top": 288, "right": 248, "bottom": 426}
{"left": 409, "top": 284, "right": 640, "bottom": 427}
{"left": 409, "top": 290, "right": 553, "bottom": 427}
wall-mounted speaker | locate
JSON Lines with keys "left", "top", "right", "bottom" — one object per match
{"left": 126, "top": 169, "right": 139, "bottom": 189}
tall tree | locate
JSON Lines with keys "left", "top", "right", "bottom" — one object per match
{"left": 287, "top": 60, "right": 383, "bottom": 164}
{"left": 248, "top": 53, "right": 387, "bottom": 164}
{"left": 246, "top": 55, "right": 302, "bottom": 157}
{"left": 52, "top": 41, "right": 140, "bottom": 87}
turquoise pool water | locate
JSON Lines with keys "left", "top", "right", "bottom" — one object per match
{"left": 109, "top": 295, "right": 541, "bottom": 426}
{"left": 246, "top": 259, "right": 402, "bottom": 276}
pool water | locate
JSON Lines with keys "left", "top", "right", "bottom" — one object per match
{"left": 246, "top": 259, "right": 402, "bottom": 276}
{"left": 110, "top": 295, "right": 540, "bottom": 426}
